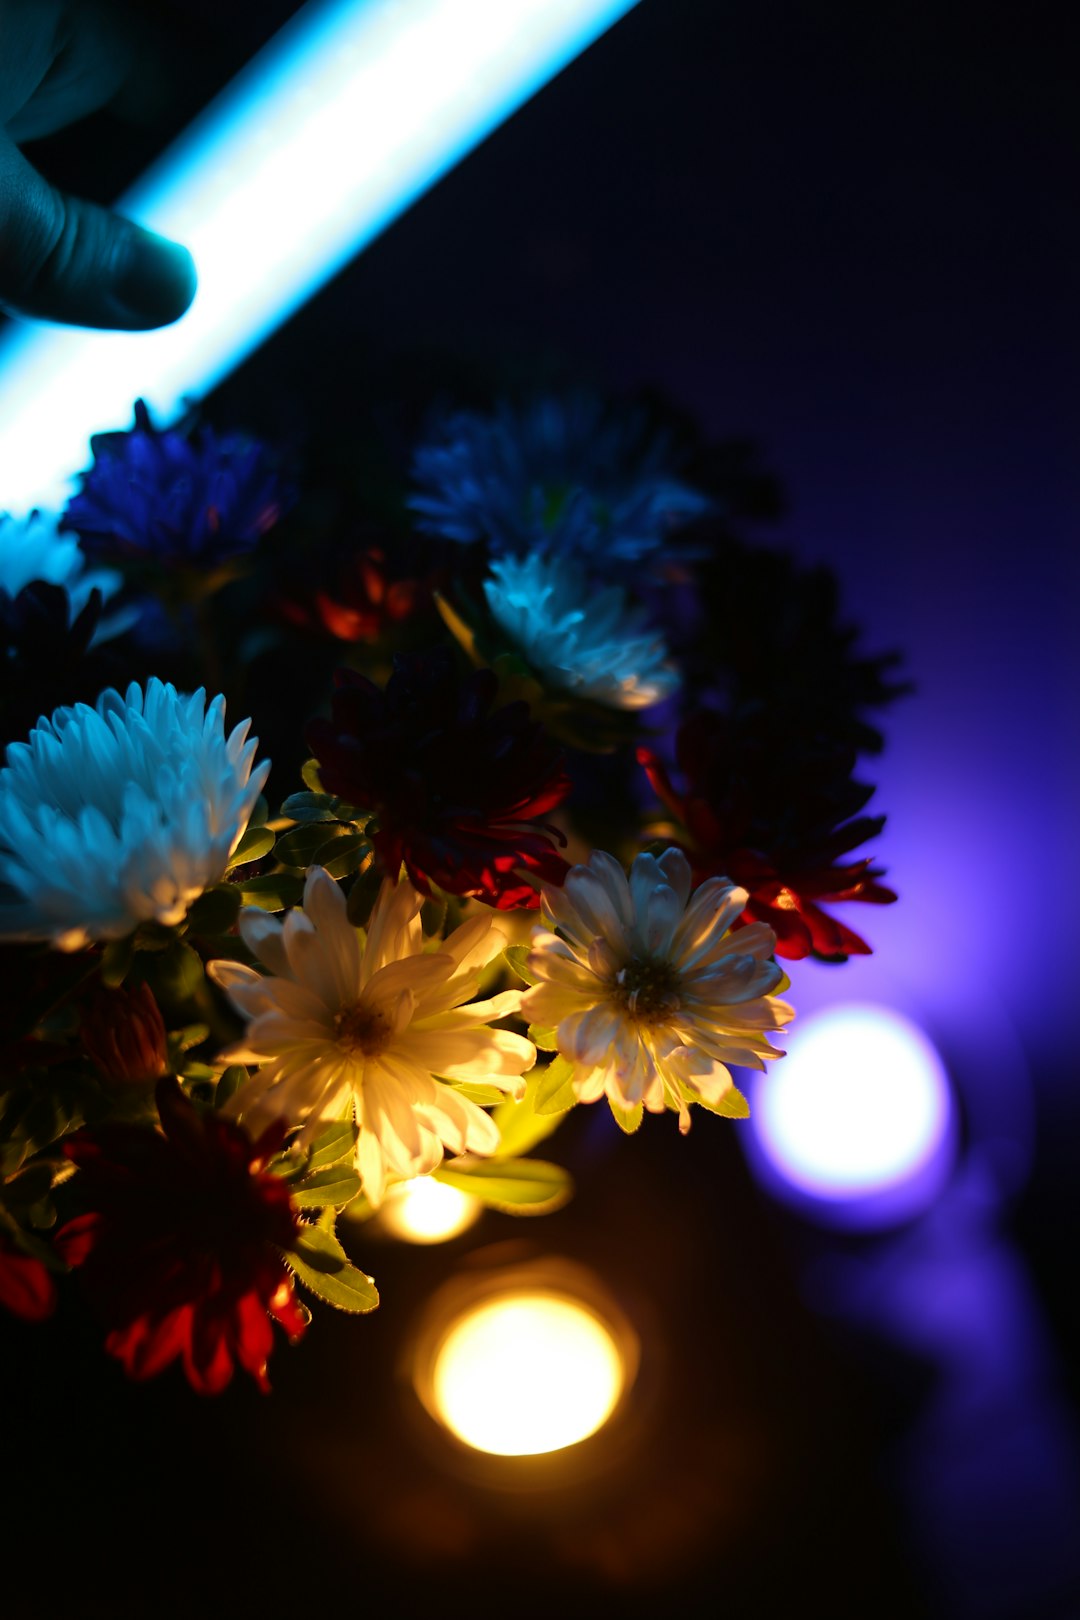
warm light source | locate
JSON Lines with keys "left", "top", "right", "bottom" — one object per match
{"left": 376, "top": 1176, "right": 481, "bottom": 1245}
{"left": 430, "top": 1291, "right": 625, "bottom": 1455}
{"left": 744, "top": 1001, "right": 955, "bottom": 1228}
{"left": 0, "top": 0, "right": 641, "bottom": 510}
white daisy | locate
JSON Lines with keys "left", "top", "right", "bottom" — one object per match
{"left": 522, "top": 847, "right": 793, "bottom": 1131}
{"left": 483, "top": 552, "right": 679, "bottom": 710}
{"left": 0, "top": 678, "right": 269, "bottom": 950}
{"left": 0, "top": 509, "right": 117, "bottom": 618}
{"left": 208, "top": 868, "right": 536, "bottom": 1206}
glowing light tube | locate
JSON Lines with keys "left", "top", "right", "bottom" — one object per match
{"left": 0, "top": 0, "right": 640, "bottom": 511}
{"left": 743, "top": 1002, "right": 956, "bottom": 1229}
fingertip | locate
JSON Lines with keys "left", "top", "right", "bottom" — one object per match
{"left": 112, "top": 223, "right": 197, "bottom": 329}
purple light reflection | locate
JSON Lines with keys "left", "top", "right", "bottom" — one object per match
{"left": 743, "top": 1002, "right": 957, "bottom": 1230}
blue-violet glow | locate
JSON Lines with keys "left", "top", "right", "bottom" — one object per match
{"left": 746, "top": 1002, "right": 955, "bottom": 1227}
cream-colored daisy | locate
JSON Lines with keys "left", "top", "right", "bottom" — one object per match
{"left": 522, "top": 847, "right": 793, "bottom": 1131}
{"left": 209, "top": 868, "right": 535, "bottom": 1204}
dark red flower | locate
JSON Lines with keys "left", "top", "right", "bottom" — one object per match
{"left": 639, "top": 709, "right": 896, "bottom": 962}
{"left": 278, "top": 544, "right": 434, "bottom": 645}
{"left": 307, "top": 649, "right": 570, "bottom": 908}
{"left": 55, "top": 1079, "right": 307, "bottom": 1394}
{"left": 0, "top": 1237, "right": 56, "bottom": 1322}
{"left": 81, "top": 982, "right": 168, "bottom": 1083}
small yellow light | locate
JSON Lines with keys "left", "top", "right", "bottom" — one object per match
{"left": 377, "top": 1176, "right": 482, "bottom": 1245}
{"left": 429, "top": 1290, "right": 626, "bottom": 1456}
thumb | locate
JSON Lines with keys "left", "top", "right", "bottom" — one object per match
{"left": 0, "top": 132, "right": 196, "bottom": 330}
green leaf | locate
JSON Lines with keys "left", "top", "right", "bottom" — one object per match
{"left": 238, "top": 873, "right": 305, "bottom": 912}
{"left": 149, "top": 940, "right": 205, "bottom": 1002}
{"left": 288, "top": 1165, "right": 363, "bottom": 1209}
{"left": 433, "top": 1156, "right": 572, "bottom": 1216}
{"left": 249, "top": 794, "right": 269, "bottom": 828}
{"left": 215, "top": 1064, "right": 249, "bottom": 1106}
{"left": 534, "top": 1054, "right": 577, "bottom": 1116}
{"left": 318, "top": 831, "right": 370, "bottom": 881}
{"left": 225, "top": 824, "right": 276, "bottom": 870}
{"left": 304, "top": 1120, "right": 356, "bottom": 1171}
{"left": 275, "top": 821, "right": 342, "bottom": 869}
{"left": 448, "top": 1081, "right": 512, "bottom": 1108}
{"left": 279, "top": 791, "right": 341, "bottom": 824}
{"left": 301, "top": 758, "right": 325, "bottom": 794}
{"left": 527, "top": 1023, "right": 558, "bottom": 1051}
{"left": 184, "top": 885, "right": 242, "bottom": 937}
{"left": 168, "top": 1023, "right": 210, "bottom": 1055}
{"left": 492, "top": 1072, "right": 569, "bottom": 1159}
{"left": 608, "top": 1098, "right": 643, "bottom": 1134}
{"left": 100, "top": 934, "right": 136, "bottom": 988}
{"left": 503, "top": 943, "right": 541, "bottom": 987}
{"left": 283, "top": 1223, "right": 378, "bottom": 1313}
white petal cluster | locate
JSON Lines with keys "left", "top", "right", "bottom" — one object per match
{"left": 523, "top": 848, "right": 793, "bottom": 1130}
{"left": 483, "top": 553, "right": 679, "bottom": 710}
{"left": 209, "top": 869, "right": 536, "bottom": 1205}
{"left": 0, "top": 509, "right": 117, "bottom": 617}
{"left": 0, "top": 679, "right": 269, "bottom": 950}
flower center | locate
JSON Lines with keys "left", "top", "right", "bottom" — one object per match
{"left": 334, "top": 1000, "right": 394, "bottom": 1057}
{"left": 611, "top": 956, "right": 682, "bottom": 1024}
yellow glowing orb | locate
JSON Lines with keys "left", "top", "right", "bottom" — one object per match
{"left": 430, "top": 1291, "right": 626, "bottom": 1455}
{"left": 378, "top": 1177, "right": 482, "bottom": 1244}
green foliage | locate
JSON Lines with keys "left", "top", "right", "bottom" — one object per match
{"left": 300, "top": 758, "right": 325, "bottom": 795}
{"left": 433, "top": 1156, "right": 572, "bottom": 1216}
{"left": 100, "top": 934, "right": 136, "bottom": 988}
{"left": 225, "top": 824, "right": 276, "bottom": 870}
{"left": 0, "top": 1070, "right": 97, "bottom": 1176}
{"left": 492, "top": 1070, "right": 570, "bottom": 1159}
{"left": 237, "top": 872, "right": 305, "bottom": 912}
{"left": 279, "top": 789, "right": 366, "bottom": 825}
{"left": 287, "top": 1164, "right": 363, "bottom": 1210}
{"left": 503, "top": 943, "right": 541, "bottom": 987}
{"left": 283, "top": 1221, "right": 379, "bottom": 1313}
{"left": 184, "top": 884, "right": 242, "bottom": 936}
{"left": 527, "top": 1023, "right": 558, "bottom": 1051}
{"left": 534, "top": 1054, "right": 577, "bottom": 1116}
{"left": 215, "top": 1064, "right": 249, "bottom": 1106}
{"left": 148, "top": 940, "right": 205, "bottom": 1003}
{"left": 303, "top": 1120, "right": 357, "bottom": 1172}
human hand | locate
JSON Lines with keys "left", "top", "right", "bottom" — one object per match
{"left": 0, "top": 0, "right": 195, "bottom": 328}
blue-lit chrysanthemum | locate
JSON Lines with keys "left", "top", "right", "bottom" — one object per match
{"left": 484, "top": 553, "right": 679, "bottom": 710}
{"left": 409, "top": 394, "right": 708, "bottom": 565}
{"left": 60, "top": 401, "right": 289, "bottom": 570}
{"left": 0, "top": 678, "right": 269, "bottom": 950}
{"left": 0, "top": 509, "right": 116, "bottom": 618}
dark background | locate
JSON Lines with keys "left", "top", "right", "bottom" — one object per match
{"left": 3, "top": 3, "right": 1079, "bottom": 1616}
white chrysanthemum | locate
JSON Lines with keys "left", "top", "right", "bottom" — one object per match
{"left": 522, "top": 847, "right": 793, "bottom": 1131}
{"left": 483, "top": 553, "right": 679, "bottom": 710}
{"left": 0, "top": 509, "right": 117, "bottom": 617}
{"left": 0, "top": 678, "right": 269, "bottom": 950}
{"left": 209, "top": 869, "right": 536, "bottom": 1205}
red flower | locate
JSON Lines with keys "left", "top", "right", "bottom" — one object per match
{"left": 278, "top": 544, "right": 433, "bottom": 644}
{"left": 307, "top": 649, "right": 570, "bottom": 908}
{"left": 639, "top": 709, "right": 896, "bottom": 962}
{"left": 81, "top": 982, "right": 168, "bottom": 1083}
{"left": 55, "top": 1079, "right": 307, "bottom": 1394}
{"left": 0, "top": 1238, "right": 56, "bottom": 1322}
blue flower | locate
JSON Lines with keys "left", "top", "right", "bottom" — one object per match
{"left": 61, "top": 401, "right": 290, "bottom": 570}
{"left": 409, "top": 394, "right": 709, "bottom": 566}
{"left": 484, "top": 552, "right": 680, "bottom": 711}
{"left": 0, "top": 509, "right": 116, "bottom": 620}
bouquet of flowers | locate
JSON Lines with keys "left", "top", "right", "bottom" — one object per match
{"left": 0, "top": 388, "right": 903, "bottom": 1394}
